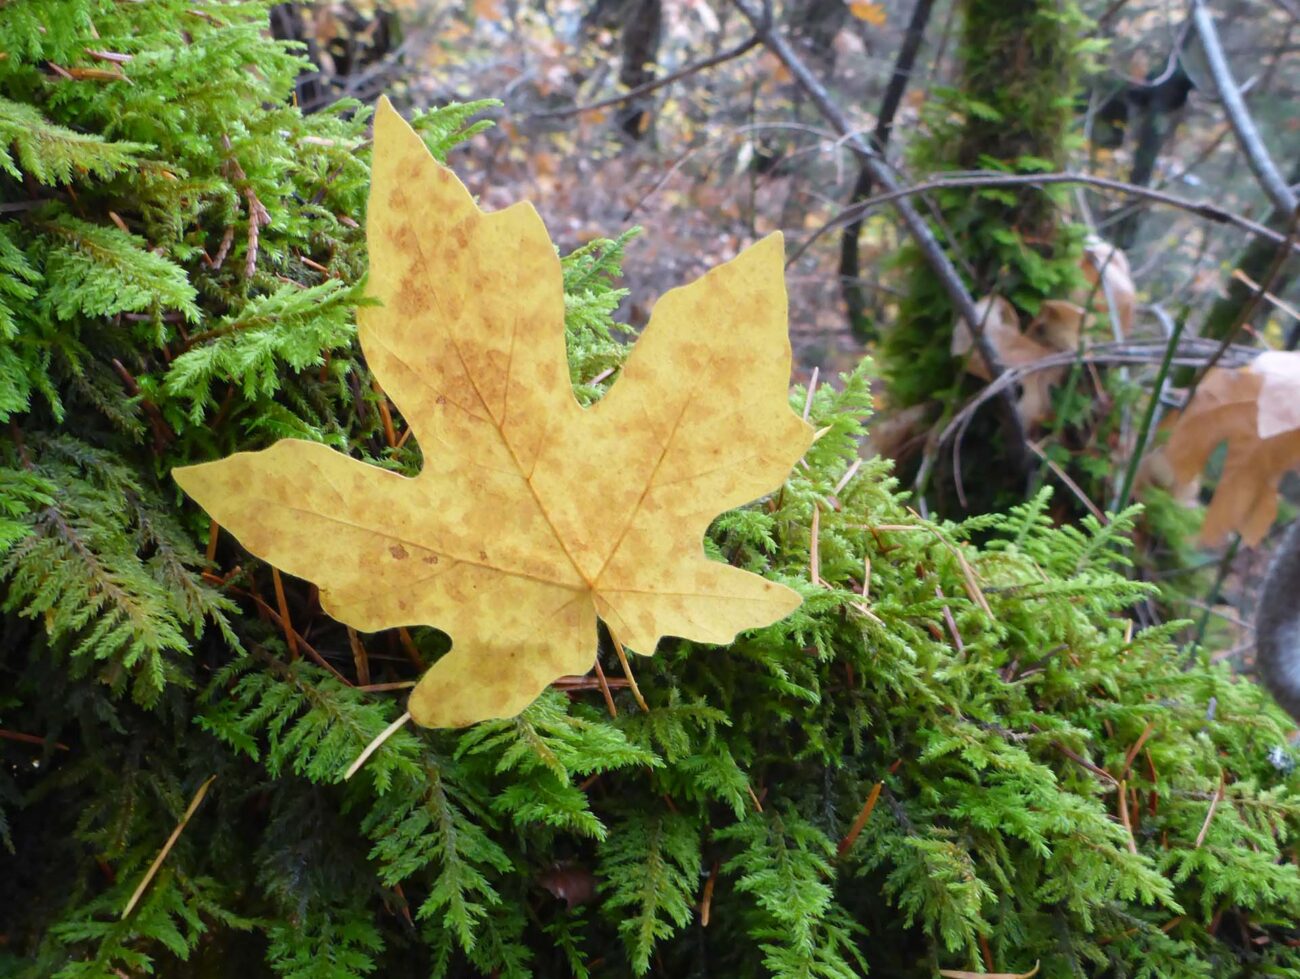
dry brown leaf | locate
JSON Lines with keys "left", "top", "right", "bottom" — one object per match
{"left": 951, "top": 296, "right": 1062, "bottom": 427}
{"left": 1165, "top": 352, "right": 1300, "bottom": 544}
{"left": 1081, "top": 237, "right": 1135, "bottom": 337}
{"left": 1252, "top": 350, "right": 1300, "bottom": 439}
{"left": 173, "top": 98, "right": 813, "bottom": 728}
{"left": 1026, "top": 300, "right": 1084, "bottom": 353}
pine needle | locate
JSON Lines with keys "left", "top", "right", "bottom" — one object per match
{"left": 345, "top": 711, "right": 411, "bottom": 781}
{"left": 122, "top": 776, "right": 216, "bottom": 919}
{"left": 608, "top": 630, "right": 648, "bottom": 712}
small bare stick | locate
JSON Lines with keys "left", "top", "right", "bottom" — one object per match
{"left": 270, "top": 567, "right": 298, "bottom": 660}
{"left": 122, "top": 776, "right": 216, "bottom": 919}
{"left": 356, "top": 681, "right": 416, "bottom": 693}
{"left": 347, "top": 627, "right": 371, "bottom": 686}
{"left": 345, "top": 711, "right": 412, "bottom": 781}
{"left": 592, "top": 656, "right": 618, "bottom": 718}
{"left": 608, "top": 631, "right": 648, "bottom": 712}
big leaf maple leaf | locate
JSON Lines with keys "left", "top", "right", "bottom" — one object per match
{"left": 174, "top": 98, "right": 813, "bottom": 728}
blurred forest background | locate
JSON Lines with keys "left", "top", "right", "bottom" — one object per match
{"left": 280, "top": 0, "right": 1300, "bottom": 649}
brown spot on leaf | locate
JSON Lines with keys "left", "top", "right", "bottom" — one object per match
{"left": 389, "top": 544, "right": 409, "bottom": 560}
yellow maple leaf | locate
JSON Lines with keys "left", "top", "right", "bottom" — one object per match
{"left": 173, "top": 98, "right": 813, "bottom": 728}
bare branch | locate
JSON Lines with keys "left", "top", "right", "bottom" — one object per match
{"left": 790, "top": 171, "right": 1300, "bottom": 266}
{"left": 932, "top": 336, "right": 1264, "bottom": 463}
{"left": 841, "top": 0, "right": 936, "bottom": 336}
{"left": 1192, "top": 0, "right": 1299, "bottom": 215}
{"left": 532, "top": 34, "right": 761, "bottom": 119}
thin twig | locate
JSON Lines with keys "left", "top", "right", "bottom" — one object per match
{"left": 534, "top": 34, "right": 761, "bottom": 119}
{"left": 932, "top": 337, "right": 1263, "bottom": 468}
{"left": 791, "top": 172, "right": 1300, "bottom": 267}
{"left": 0, "top": 728, "right": 69, "bottom": 751}
{"left": 1026, "top": 442, "right": 1105, "bottom": 522}
{"left": 1187, "top": 207, "right": 1300, "bottom": 401}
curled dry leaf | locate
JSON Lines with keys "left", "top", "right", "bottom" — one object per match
{"left": 951, "top": 295, "right": 1073, "bottom": 427}
{"left": 173, "top": 97, "right": 813, "bottom": 728}
{"left": 1165, "top": 351, "right": 1300, "bottom": 545}
{"left": 537, "top": 862, "right": 597, "bottom": 909}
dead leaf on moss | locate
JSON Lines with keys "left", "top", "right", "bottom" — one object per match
{"left": 173, "top": 97, "right": 813, "bottom": 729}
{"left": 1165, "top": 352, "right": 1300, "bottom": 545}
{"left": 951, "top": 296, "right": 1063, "bottom": 427}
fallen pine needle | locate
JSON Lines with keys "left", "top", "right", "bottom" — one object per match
{"left": 270, "top": 567, "right": 297, "bottom": 660}
{"left": 356, "top": 680, "right": 417, "bottom": 692}
{"left": 939, "top": 962, "right": 1039, "bottom": 979}
{"left": 592, "top": 656, "right": 618, "bottom": 718}
{"left": 1194, "top": 772, "right": 1226, "bottom": 849}
{"left": 345, "top": 711, "right": 411, "bottom": 781}
{"left": 1117, "top": 778, "right": 1138, "bottom": 854}
{"left": 837, "top": 781, "right": 883, "bottom": 857}
{"left": 700, "top": 860, "right": 719, "bottom": 927}
{"left": 833, "top": 457, "right": 862, "bottom": 495}
{"left": 809, "top": 504, "right": 822, "bottom": 585}
{"left": 609, "top": 631, "right": 648, "bottom": 712}
{"left": 1120, "top": 720, "right": 1156, "bottom": 780}
{"left": 802, "top": 366, "right": 819, "bottom": 421}
{"left": 122, "top": 775, "right": 216, "bottom": 919}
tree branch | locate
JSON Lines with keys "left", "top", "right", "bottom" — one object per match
{"left": 532, "top": 34, "right": 761, "bottom": 119}
{"left": 1191, "top": 0, "right": 1298, "bottom": 215}
{"left": 789, "top": 170, "right": 1300, "bottom": 267}
{"left": 840, "top": 0, "right": 935, "bottom": 339}
{"left": 732, "top": 0, "right": 1032, "bottom": 476}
